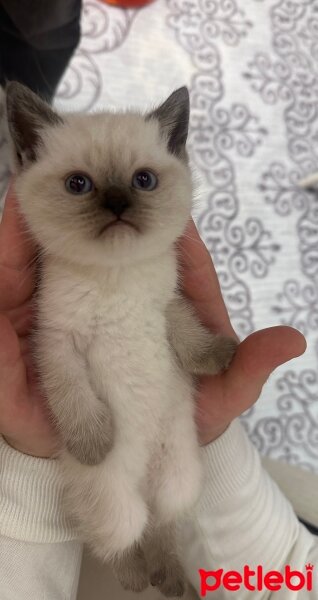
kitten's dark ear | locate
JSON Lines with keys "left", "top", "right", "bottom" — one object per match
{"left": 6, "top": 81, "right": 62, "bottom": 169}
{"left": 147, "top": 87, "right": 189, "bottom": 160}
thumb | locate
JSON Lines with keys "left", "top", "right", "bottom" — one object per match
{"left": 223, "top": 326, "right": 307, "bottom": 413}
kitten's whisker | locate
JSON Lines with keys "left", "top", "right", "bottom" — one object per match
{"left": 180, "top": 232, "right": 203, "bottom": 245}
{"left": 177, "top": 246, "right": 194, "bottom": 265}
{"left": 17, "top": 248, "right": 48, "bottom": 291}
{"left": 18, "top": 253, "right": 41, "bottom": 275}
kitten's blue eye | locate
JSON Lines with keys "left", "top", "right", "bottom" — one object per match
{"left": 132, "top": 170, "right": 157, "bottom": 191}
{"left": 65, "top": 174, "right": 93, "bottom": 195}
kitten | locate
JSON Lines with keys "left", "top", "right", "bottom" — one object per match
{"left": 6, "top": 82, "right": 237, "bottom": 597}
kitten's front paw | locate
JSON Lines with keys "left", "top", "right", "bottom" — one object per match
{"left": 66, "top": 432, "right": 113, "bottom": 466}
{"left": 66, "top": 409, "right": 114, "bottom": 465}
{"left": 197, "top": 336, "right": 238, "bottom": 376}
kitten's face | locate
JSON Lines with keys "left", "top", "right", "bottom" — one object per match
{"left": 7, "top": 84, "right": 192, "bottom": 267}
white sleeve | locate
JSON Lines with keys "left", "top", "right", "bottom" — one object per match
{"left": 180, "top": 420, "right": 318, "bottom": 599}
{"left": 0, "top": 436, "right": 83, "bottom": 600}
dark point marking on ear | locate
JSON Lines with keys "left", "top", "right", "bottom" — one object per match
{"left": 146, "top": 87, "right": 190, "bottom": 161}
{"left": 6, "top": 81, "right": 63, "bottom": 168}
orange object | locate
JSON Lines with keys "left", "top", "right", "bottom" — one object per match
{"left": 101, "top": 0, "right": 154, "bottom": 7}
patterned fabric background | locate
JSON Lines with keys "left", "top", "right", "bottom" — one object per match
{"left": 1, "top": 0, "right": 317, "bottom": 471}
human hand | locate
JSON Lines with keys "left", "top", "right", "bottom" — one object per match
{"left": 0, "top": 186, "right": 58, "bottom": 458}
{"left": 178, "top": 220, "right": 307, "bottom": 445}
{"left": 0, "top": 190, "right": 306, "bottom": 456}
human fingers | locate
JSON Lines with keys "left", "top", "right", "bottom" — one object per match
{"left": 223, "top": 326, "right": 306, "bottom": 409}
{"left": 198, "top": 326, "right": 306, "bottom": 445}
{"left": 0, "top": 314, "right": 58, "bottom": 457}
{"left": 0, "top": 183, "right": 35, "bottom": 269}
{"left": 0, "top": 184, "right": 36, "bottom": 310}
{"left": 5, "top": 298, "right": 34, "bottom": 336}
{"left": 178, "top": 220, "right": 237, "bottom": 338}
{"left": 0, "top": 314, "right": 28, "bottom": 420}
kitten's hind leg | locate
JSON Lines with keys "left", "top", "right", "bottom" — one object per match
{"left": 143, "top": 522, "right": 186, "bottom": 598}
{"left": 153, "top": 380, "right": 203, "bottom": 522}
{"left": 112, "top": 544, "right": 149, "bottom": 593}
{"left": 63, "top": 452, "right": 149, "bottom": 559}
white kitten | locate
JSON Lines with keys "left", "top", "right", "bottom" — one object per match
{"left": 6, "top": 82, "right": 236, "bottom": 597}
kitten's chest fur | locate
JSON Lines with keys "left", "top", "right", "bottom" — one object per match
{"left": 39, "top": 251, "right": 177, "bottom": 354}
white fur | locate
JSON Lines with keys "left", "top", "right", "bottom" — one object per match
{"left": 37, "top": 251, "right": 202, "bottom": 560}
{"left": 10, "top": 103, "right": 203, "bottom": 561}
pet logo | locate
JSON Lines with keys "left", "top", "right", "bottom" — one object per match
{"left": 199, "top": 564, "right": 314, "bottom": 594}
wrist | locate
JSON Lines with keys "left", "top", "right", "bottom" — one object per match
{"left": 0, "top": 435, "right": 77, "bottom": 542}
{"left": 2, "top": 434, "right": 57, "bottom": 459}
{"left": 198, "top": 419, "right": 260, "bottom": 509}
{"left": 199, "top": 422, "right": 230, "bottom": 446}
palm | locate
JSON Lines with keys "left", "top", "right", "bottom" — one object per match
{"left": 1, "top": 318, "right": 55, "bottom": 448}
{"left": 179, "top": 222, "right": 306, "bottom": 445}
{"left": 0, "top": 191, "right": 57, "bottom": 457}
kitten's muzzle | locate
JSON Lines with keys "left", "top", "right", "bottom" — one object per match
{"left": 97, "top": 186, "right": 139, "bottom": 235}
{"left": 99, "top": 217, "right": 139, "bottom": 235}
{"left": 98, "top": 218, "right": 139, "bottom": 235}
{"left": 100, "top": 187, "right": 132, "bottom": 217}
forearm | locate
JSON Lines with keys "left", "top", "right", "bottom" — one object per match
{"left": 0, "top": 436, "right": 83, "bottom": 600}
{"left": 180, "top": 420, "right": 318, "bottom": 598}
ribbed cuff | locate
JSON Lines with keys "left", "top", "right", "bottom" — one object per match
{"left": 198, "top": 419, "right": 259, "bottom": 510}
{"left": 0, "top": 436, "right": 77, "bottom": 543}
